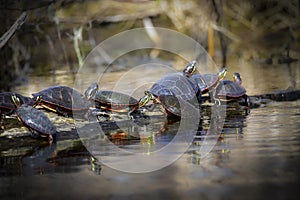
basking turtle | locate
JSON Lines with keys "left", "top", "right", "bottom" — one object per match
{"left": 133, "top": 61, "right": 200, "bottom": 118}
{"left": 214, "top": 72, "right": 250, "bottom": 107}
{"left": 84, "top": 82, "right": 140, "bottom": 113}
{"left": 32, "top": 85, "right": 96, "bottom": 117}
{"left": 12, "top": 95, "right": 57, "bottom": 142}
{"left": 93, "top": 90, "right": 139, "bottom": 113}
{"left": 0, "top": 92, "right": 34, "bottom": 117}
{"left": 191, "top": 68, "right": 227, "bottom": 96}
{"left": 90, "top": 60, "right": 198, "bottom": 114}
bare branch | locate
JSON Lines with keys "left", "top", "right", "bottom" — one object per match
{"left": 211, "top": 23, "right": 240, "bottom": 42}
{"left": 0, "top": 12, "right": 27, "bottom": 49}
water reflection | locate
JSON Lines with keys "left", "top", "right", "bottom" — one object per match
{"left": 1, "top": 99, "right": 300, "bottom": 199}
{"left": 0, "top": 102, "right": 227, "bottom": 175}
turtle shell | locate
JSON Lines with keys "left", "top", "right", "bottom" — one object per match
{"left": 0, "top": 92, "right": 33, "bottom": 116}
{"left": 215, "top": 80, "right": 246, "bottom": 99}
{"left": 191, "top": 73, "right": 219, "bottom": 94}
{"left": 159, "top": 95, "right": 200, "bottom": 118}
{"left": 92, "top": 90, "right": 139, "bottom": 112}
{"left": 149, "top": 73, "right": 199, "bottom": 102}
{"left": 16, "top": 105, "right": 56, "bottom": 140}
{"left": 158, "top": 95, "right": 181, "bottom": 117}
{"left": 32, "top": 86, "right": 90, "bottom": 116}
{"left": 147, "top": 73, "right": 199, "bottom": 118}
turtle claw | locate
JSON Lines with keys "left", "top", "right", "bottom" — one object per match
{"left": 127, "top": 105, "right": 149, "bottom": 120}
{"left": 31, "top": 131, "right": 40, "bottom": 139}
{"left": 128, "top": 114, "right": 134, "bottom": 120}
{"left": 95, "top": 112, "right": 112, "bottom": 121}
{"left": 127, "top": 110, "right": 135, "bottom": 120}
{"left": 48, "top": 134, "right": 55, "bottom": 144}
{"left": 97, "top": 114, "right": 112, "bottom": 122}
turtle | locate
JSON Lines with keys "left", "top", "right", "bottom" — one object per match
{"left": 84, "top": 82, "right": 140, "bottom": 113}
{"left": 11, "top": 95, "right": 57, "bottom": 142}
{"left": 133, "top": 61, "right": 200, "bottom": 118}
{"left": 93, "top": 90, "right": 139, "bottom": 113}
{"left": 213, "top": 72, "right": 250, "bottom": 107}
{"left": 191, "top": 67, "right": 227, "bottom": 96}
{"left": 0, "top": 92, "right": 34, "bottom": 117}
{"left": 32, "top": 85, "right": 96, "bottom": 117}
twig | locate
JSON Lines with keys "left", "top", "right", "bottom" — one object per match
{"left": 143, "top": 17, "right": 160, "bottom": 58}
{"left": 73, "top": 26, "right": 84, "bottom": 67}
{"left": 0, "top": 12, "right": 27, "bottom": 49}
{"left": 211, "top": 23, "right": 240, "bottom": 42}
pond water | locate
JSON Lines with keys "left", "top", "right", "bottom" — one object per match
{"left": 0, "top": 57, "right": 300, "bottom": 199}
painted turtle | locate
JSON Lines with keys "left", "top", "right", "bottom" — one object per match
{"left": 84, "top": 82, "right": 140, "bottom": 113}
{"left": 11, "top": 95, "right": 57, "bottom": 142}
{"left": 134, "top": 61, "right": 199, "bottom": 118}
{"left": 214, "top": 72, "right": 250, "bottom": 107}
{"left": 191, "top": 68, "right": 227, "bottom": 95}
{"left": 0, "top": 92, "right": 34, "bottom": 117}
{"left": 32, "top": 85, "right": 95, "bottom": 117}
{"left": 86, "top": 60, "right": 198, "bottom": 115}
{"left": 93, "top": 90, "right": 139, "bottom": 113}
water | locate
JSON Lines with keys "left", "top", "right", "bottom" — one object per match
{"left": 1, "top": 59, "right": 300, "bottom": 199}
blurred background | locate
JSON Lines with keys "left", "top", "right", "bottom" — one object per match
{"left": 0, "top": 0, "right": 299, "bottom": 93}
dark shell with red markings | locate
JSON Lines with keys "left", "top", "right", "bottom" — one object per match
{"left": 92, "top": 90, "right": 139, "bottom": 112}
{"left": 0, "top": 92, "right": 33, "bottom": 116}
{"left": 32, "top": 86, "right": 90, "bottom": 116}
{"left": 191, "top": 73, "right": 219, "bottom": 94}
{"left": 215, "top": 80, "right": 247, "bottom": 99}
{"left": 158, "top": 95, "right": 200, "bottom": 118}
{"left": 16, "top": 105, "right": 56, "bottom": 140}
{"left": 149, "top": 73, "right": 198, "bottom": 102}
{"left": 158, "top": 95, "right": 181, "bottom": 117}
{"left": 149, "top": 72, "right": 199, "bottom": 117}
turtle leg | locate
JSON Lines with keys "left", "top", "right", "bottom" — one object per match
{"left": 56, "top": 107, "right": 70, "bottom": 118}
{"left": 196, "top": 91, "right": 202, "bottom": 103}
{"left": 212, "top": 97, "right": 221, "bottom": 105}
{"left": 245, "top": 95, "right": 250, "bottom": 107}
{"left": 86, "top": 108, "right": 112, "bottom": 121}
{"left": 244, "top": 95, "right": 251, "bottom": 115}
{"left": 30, "top": 130, "right": 40, "bottom": 139}
{"left": 0, "top": 114, "right": 4, "bottom": 128}
{"left": 48, "top": 134, "right": 56, "bottom": 144}
{"left": 127, "top": 105, "right": 139, "bottom": 119}
{"left": 48, "top": 134, "right": 53, "bottom": 143}
{"left": 208, "top": 90, "right": 220, "bottom": 105}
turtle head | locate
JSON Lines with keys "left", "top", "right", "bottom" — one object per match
{"left": 11, "top": 95, "right": 21, "bottom": 107}
{"left": 183, "top": 60, "right": 197, "bottom": 77}
{"left": 85, "top": 82, "right": 99, "bottom": 100}
{"left": 218, "top": 68, "right": 227, "bottom": 81}
{"left": 33, "top": 95, "right": 42, "bottom": 107}
{"left": 233, "top": 72, "right": 242, "bottom": 85}
{"left": 138, "top": 91, "right": 155, "bottom": 107}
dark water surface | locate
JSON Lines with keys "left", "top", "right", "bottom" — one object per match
{"left": 1, "top": 60, "right": 300, "bottom": 200}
